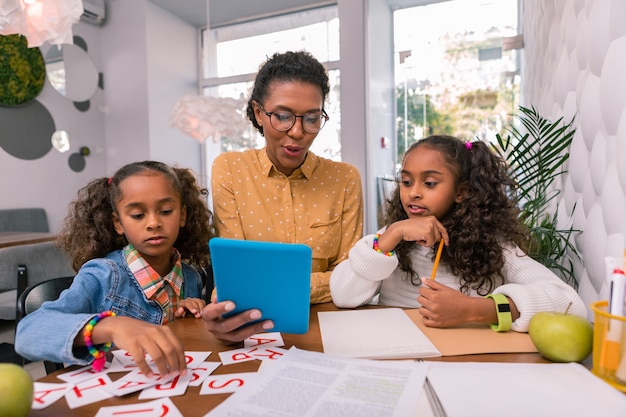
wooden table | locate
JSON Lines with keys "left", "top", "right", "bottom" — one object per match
{"left": 0, "top": 232, "right": 56, "bottom": 249}
{"left": 30, "top": 303, "right": 551, "bottom": 416}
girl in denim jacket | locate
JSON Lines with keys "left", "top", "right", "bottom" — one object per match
{"left": 16, "top": 161, "right": 214, "bottom": 377}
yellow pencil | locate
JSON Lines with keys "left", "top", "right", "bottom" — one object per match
{"left": 430, "top": 238, "right": 445, "bottom": 280}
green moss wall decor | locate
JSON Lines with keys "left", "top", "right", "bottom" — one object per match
{"left": 0, "top": 34, "right": 45, "bottom": 106}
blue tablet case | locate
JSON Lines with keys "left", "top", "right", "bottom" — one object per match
{"left": 209, "top": 238, "right": 312, "bottom": 334}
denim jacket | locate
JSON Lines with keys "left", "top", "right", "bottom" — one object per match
{"left": 15, "top": 249, "right": 203, "bottom": 365}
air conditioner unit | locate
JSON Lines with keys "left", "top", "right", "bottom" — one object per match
{"left": 80, "top": 0, "right": 106, "bottom": 26}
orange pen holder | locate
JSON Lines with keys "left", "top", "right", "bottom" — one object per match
{"left": 591, "top": 300, "right": 626, "bottom": 392}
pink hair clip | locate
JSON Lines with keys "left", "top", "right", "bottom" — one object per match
{"left": 107, "top": 177, "right": 113, "bottom": 185}
{"left": 465, "top": 141, "right": 473, "bottom": 150}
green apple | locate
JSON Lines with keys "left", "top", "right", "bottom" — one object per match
{"left": 0, "top": 363, "right": 34, "bottom": 417}
{"left": 529, "top": 310, "right": 593, "bottom": 363}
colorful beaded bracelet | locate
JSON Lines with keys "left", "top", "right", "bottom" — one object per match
{"left": 84, "top": 310, "right": 116, "bottom": 371}
{"left": 373, "top": 233, "right": 395, "bottom": 256}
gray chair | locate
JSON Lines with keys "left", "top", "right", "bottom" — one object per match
{"left": 0, "top": 208, "right": 49, "bottom": 233}
{"left": 0, "top": 242, "right": 75, "bottom": 320}
{"left": 16, "top": 275, "right": 74, "bottom": 374}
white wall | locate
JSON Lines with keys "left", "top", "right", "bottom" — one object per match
{"left": 522, "top": 0, "right": 626, "bottom": 312}
{"left": 100, "top": 0, "right": 151, "bottom": 168}
{"left": 101, "top": 0, "right": 201, "bottom": 175}
{"left": 338, "top": 0, "right": 395, "bottom": 234}
{"left": 367, "top": 0, "right": 396, "bottom": 232}
{"left": 0, "top": 0, "right": 202, "bottom": 234}
{"left": 337, "top": 0, "right": 369, "bottom": 227}
{"left": 145, "top": 4, "right": 204, "bottom": 180}
{"left": 0, "top": 22, "right": 107, "bottom": 233}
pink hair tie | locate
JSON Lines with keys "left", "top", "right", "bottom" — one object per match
{"left": 465, "top": 141, "right": 473, "bottom": 150}
{"left": 107, "top": 177, "right": 113, "bottom": 185}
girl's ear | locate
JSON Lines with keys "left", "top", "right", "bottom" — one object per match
{"left": 454, "top": 183, "right": 467, "bottom": 203}
{"left": 180, "top": 205, "right": 187, "bottom": 228}
{"left": 112, "top": 212, "right": 125, "bottom": 235}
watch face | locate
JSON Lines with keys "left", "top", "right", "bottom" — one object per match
{"left": 498, "top": 304, "right": 511, "bottom": 313}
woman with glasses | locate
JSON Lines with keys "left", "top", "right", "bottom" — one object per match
{"left": 201, "top": 51, "right": 364, "bottom": 343}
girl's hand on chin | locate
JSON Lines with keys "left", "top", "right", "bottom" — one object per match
{"left": 399, "top": 216, "right": 448, "bottom": 246}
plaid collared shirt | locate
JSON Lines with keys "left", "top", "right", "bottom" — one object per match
{"left": 124, "top": 244, "right": 184, "bottom": 324}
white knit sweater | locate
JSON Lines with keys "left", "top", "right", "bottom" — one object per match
{"left": 329, "top": 234, "right": 587, "bottom": 332}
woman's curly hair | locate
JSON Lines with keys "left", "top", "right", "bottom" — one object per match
{"left": 384, "top": 135, "right": 528, "bottom": 295}
{"left": 57, "top": 161, "right": 214, "bottom": 271}
{"left": 246, "top": 50, "right": 330, "bottom": 136}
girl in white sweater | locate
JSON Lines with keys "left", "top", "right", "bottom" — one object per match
{"left": 330, "top": 135, "right": 586, "bottom": 332}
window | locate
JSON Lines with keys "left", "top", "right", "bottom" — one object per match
{"left": 394, "top": 0, "right": 521, "bottom": 161}
{"left": 200, "top": 5, "right": 341, "bottom": 176}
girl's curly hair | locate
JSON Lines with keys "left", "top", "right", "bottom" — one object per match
{"left": 57, "top": 161, "right": 214, "bottom": 271}
{"left": 246, "top": 50, "right": 330, "bottom": 136}
{"left": 384, "top": 135, "right": 528, "bottom": 295}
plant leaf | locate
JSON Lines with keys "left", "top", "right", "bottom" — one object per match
{"left": 492, "top": 105, "right": 580, "bottom": 289}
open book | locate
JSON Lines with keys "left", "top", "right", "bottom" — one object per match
{"left": 318, "top": 308, "right": 537, "bottom": 359}
{"left": 423, "top": 361, "right": 626, "bottom": 417}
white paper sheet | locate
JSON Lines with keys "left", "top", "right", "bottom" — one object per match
{"left": 203, "top": 347, "right": 429, "bottom": 417}
{"left": 318, "top": 308, "right": 441, "bottom": 359}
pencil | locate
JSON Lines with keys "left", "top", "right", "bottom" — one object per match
{"left": 430, "top": 238, "right": 445, "bottom": 280}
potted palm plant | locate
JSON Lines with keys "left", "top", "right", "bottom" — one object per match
{"left": 491, "top": 105, "right": 580, "bottom": 288}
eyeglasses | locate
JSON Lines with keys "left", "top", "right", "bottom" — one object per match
{"left": 257, "top": 103, "right": 329, "bottom": 134}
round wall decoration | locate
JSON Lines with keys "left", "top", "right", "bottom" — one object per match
{"left": 0, "top": 34, "right": 46, "bottom": 106}
{"left": 0, "top": 99, "right": 55, "bottom": 160}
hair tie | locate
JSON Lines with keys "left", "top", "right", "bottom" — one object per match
{"left": 465, "top": 141, "right": 473, "bottom": 150}
{"left": 107, "top": 177, "right": 113, "bottom": 185}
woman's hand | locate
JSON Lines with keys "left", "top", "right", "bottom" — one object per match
{"left": 200, "top": 296, "right": 274, "bottom": 344}
{"left": 88, "top": 316, "right": 187, "bottom": 378}
{"left": 175, "top": 297, "right": 206, "bottom": 319}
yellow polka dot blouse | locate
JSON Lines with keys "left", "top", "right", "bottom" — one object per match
{"left": 211, "top": 148, "right": 364, "bottom": 303}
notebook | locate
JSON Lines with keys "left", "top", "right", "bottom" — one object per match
{"left": 209, "top": 238, "right": 312, "bottom": 334}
